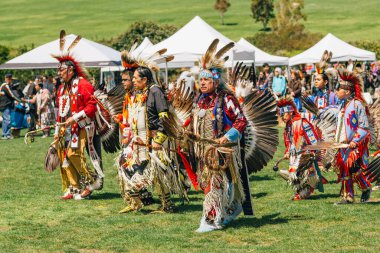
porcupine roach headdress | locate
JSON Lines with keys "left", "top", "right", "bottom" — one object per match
{"left": 199, "top": 38, "right": 235, "bottom": 88}
{"left": 51, "top": 30, "right": 88, "bottom": 78}
{"left": 121, "top": 39, "right": 174, "bottom": 84}
{"left": 337, "top": 68, "right": 365, "bottom": 102}
{"left": 277, "top": 97, "right": 300, "bottom": 116}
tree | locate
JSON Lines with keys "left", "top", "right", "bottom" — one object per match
{"left": 214, "top": 0, "right": 231, "bottom": 25}
{"left": 271, "top": 0, "right": 307, "bottom": 36}
{"left": 108, "top": 21, "right": 177, "bottom": 51}
{"left": 251, "top": 0, "right": 275, "bottom": 31}
{"left": 246, "top": 0, "right": 321, "bottom": 55}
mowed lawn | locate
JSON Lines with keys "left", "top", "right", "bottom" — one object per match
{"left": 0, "top": 0, "right": 379, "bottom": 48}
{"left": 0, "top": 127, "right": 379, "bottom": 253}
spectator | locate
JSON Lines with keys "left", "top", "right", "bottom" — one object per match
{"left": 9, "top": 81, "right": 25, "bottom": 138}
{"left": 346, "top": 59, "right": 353, "bottom": 72}
{"left": 0, "top": 73, "right": 21, "bottom": 140}
{"left": 287, "top": 70, "right": 303, "bottom": 111}
{"left": 272, "top": 67, "right": 287, "bottom": 98}
{"left": 262, "top": 63, "right": 273, "bottom": 89}
{"left": 22, "top": 82, "right": 55, "bottom": 137}
{"left": 256, "top": 71, "right": 268, "bottom": 92}
{"left": 43, "top": 75, "right": 55, "bottom": 94}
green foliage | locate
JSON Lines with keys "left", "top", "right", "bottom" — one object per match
{"left": 272, "top": 0, "right": 307, "bottom": 34}
{"left": 107, "top": 21, "right": 177, "bottom": 51}
{"left": 250, "top": 0, "right": 275, "bottom": 31}
{"left": 247, "top": 0, "right": 322, "bottom": 56}
{"left": 351, "top": 40, "right": 380, "bottom": 60}
{"left": 0, "top": 45, "right": 10, "bottom": 65}
{"left": 214, "top": 0, "right": 231, "bottom": 25}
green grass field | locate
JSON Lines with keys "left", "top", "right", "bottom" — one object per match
{"left": 0, "top": 127, "right": 379, "bottom": 252}
{"left": 0, "top": 0, "right": 379, "bottom": 48}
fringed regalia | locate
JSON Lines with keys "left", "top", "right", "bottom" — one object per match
{"left": 194, "top": 89, "right": 247, "bottom": 231}
{"left": 117, "top": 85, "right": 179, "bottom": 212}
{"left": 163, "top": 44, "right": 279, "bottom": 232}
{"left": 278, "top": 98, "right": 322, "bottom": 200}
{"left": 310, "top": 88, "right": 338, "bottom": 110}
{"left": 193, "top": 40, "right": 248, "bottom": 232}
{"left": 115, "top": 42, "right": 179, "bottom": 213}
{"left": 334, "top": 69, "right": 372, "bottom": 203}
{"left": 51, "top": 30, "right": 103, "bottom": 200}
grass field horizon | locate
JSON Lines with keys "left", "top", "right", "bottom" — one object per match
{"left": 1, "top": 0, "right": 379, "bottom": 51}
{"left": 0, "top": 127, "right": 379, "bottom": 252}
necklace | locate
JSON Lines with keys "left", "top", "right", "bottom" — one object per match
{"left": 198, "top": 95, "right": 215, "bottom": 118}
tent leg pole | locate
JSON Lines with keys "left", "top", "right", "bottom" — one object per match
{"left": 165, "top": 61, "right": 168, "bottom": 85}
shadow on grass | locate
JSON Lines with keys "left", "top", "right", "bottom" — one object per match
{"left": 249, "top": 175, "right": 274, "bottom": 181}
{"left": 307, "top": 193, "right": 338, "bottom": 200}
{"left": 252, "top": 192, "right": 268, "bottom": 198}
{"left": 224, "top": 22, "right": 238, "bottom": 26}
{"left": 91, "top": 192, "right": 121, "bottom": 200}
{"left": 229, "top": 212, "right": 288, "bottom": 228}
{"left": 175, "top": 204, "right": 203, "bottom": 213}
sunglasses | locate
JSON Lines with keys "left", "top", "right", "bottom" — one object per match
{"left": 122, "top": 79, "right": 131, "bottom": 82}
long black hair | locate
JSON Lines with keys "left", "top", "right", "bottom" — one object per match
{"left": 135, "top": 66, "right": 154, "bottom": 86}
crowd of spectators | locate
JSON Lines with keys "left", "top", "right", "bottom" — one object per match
{"left": 0, "top": 74, "right": 60, "bottom": 140}
{"left": 255, "top": 61, "right": 380, "bottom": 106}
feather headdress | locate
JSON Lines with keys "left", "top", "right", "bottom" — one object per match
{"left": 277, "top": 97, "right": 299, "bottom": 116}
{"left": 315, "top": 50, "right": 333, "bottom": 75}
{"left": 120, "top": 39, "right": 174, "bottom": 83}
{"left": 51, "top": 30, "right": 88, "bottom": 78}
{"left": 199, "top": 39, "right": 234, "bottom": 83}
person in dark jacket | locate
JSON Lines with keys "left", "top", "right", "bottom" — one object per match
{"left": 287, "top": 70, "right": 303, "bottom": 111}
{"left": 0, "top": 73, "right": 21, "bottom": 139}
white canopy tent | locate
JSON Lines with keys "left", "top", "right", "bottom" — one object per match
{"left": 236, "top": 38, "right": 289, "bottom": 66}
{"left": 0, "top": 34, "right": 121, "bottom": 69}
{"left": 289, "top": 33, "right": 376, "bottom": 66}
{"left": 143, "top": 16, "right": 255, "bottom": 68}
{"left": 133, "top": 37, "right": 153, "bottom": 57}
{"left": 100, "top": 37, "right": 154, "bottom": 73}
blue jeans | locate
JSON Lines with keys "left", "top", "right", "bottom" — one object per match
{"left": 1, "top": 106, "right": 12, "bottom": 137}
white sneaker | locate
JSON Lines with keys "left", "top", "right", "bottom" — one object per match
{"left": 74, "top": 193, "right": 85, "bottom": 200}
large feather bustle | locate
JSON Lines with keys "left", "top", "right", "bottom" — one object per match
{"left": 300, "top": 95, "right": 319, "bottom": 116}
{"left": 163, "top": 79, "right": 194, "bottom": 139}
{"left": 94, "top": 84, "right": 126, "bottom": 153}
{"left": 369, "top": 98, "right": 380, "bottom": 146}
{"left": 243, "top": 90, "right": 279, "bottom": 174}
{"left": 364, "top": 155, "right": 380, "bottom": 182}
{"left": 300, "top": 93, "right": 340, "bottom": 170}
{"left": 229, "top": 62, "right": 255, "bottom": 101}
